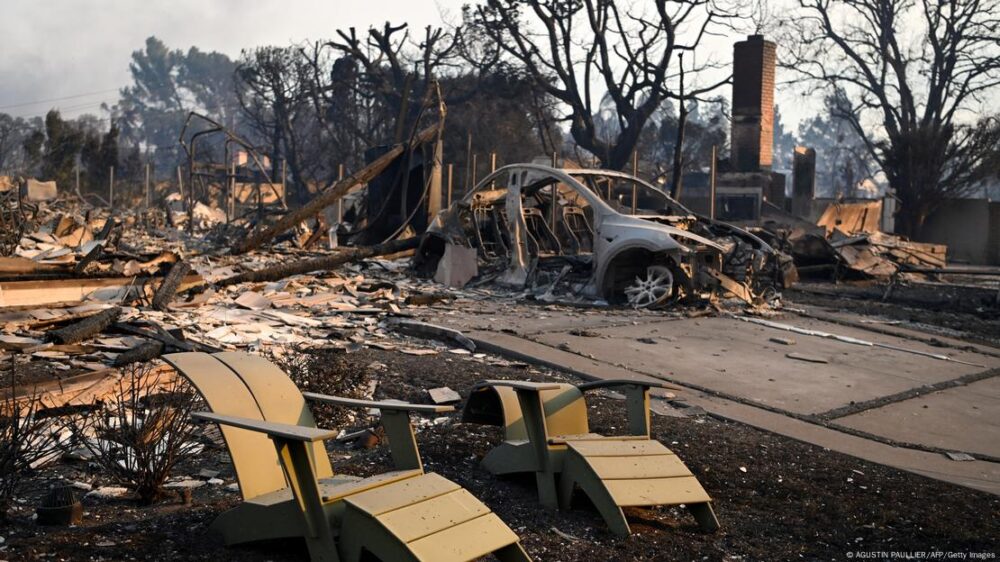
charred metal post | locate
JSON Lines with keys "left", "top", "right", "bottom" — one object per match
{"left": 228, "top": 150, "right": 236, "bottom": 222}
{"left": 472, "top": 154, "right": 478, "bottom": 188}
{"left": 447, "top": 163, "right": 454, "bottom": 206}
{"left": 428, "top": 136, "right": 444, "bottom": 223}
{"left": 282, "top": 159, "right": 288, "bottom": 208}
{"left": 144, "top": 162, "right": 150, "bottom": 208}
{"left": 631, "top": 151, "right": 638, "bottom": 215}
{"left": 550, "top": 152, "right": 558, "bottom": 232}
{"left": 187, "top": 144, "right": 195, "bottom": 232}
{"left": 108, "top": 167, "right": 114, "bottom": 209}
{"left": 489, "top": 153, "right": 496, "bottom": 188}
{"left": 709, "top": 145, "right": 718, "bottom": 220}
{"left": 336, "top": 164, "right": 344, "bottom": 223}
{"left": 465, "top": 132, "right": 472, "bottom": 193}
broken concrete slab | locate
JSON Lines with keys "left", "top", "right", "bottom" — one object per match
{"left": 428, "top": 386, "right": 462, "bottom": 404}
{"left": 785, "top": 352, "right": 828, "bottom": 364}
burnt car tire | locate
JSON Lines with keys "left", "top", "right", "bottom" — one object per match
{"left": 623, "top": 265, "right": 675, "bottom": 309}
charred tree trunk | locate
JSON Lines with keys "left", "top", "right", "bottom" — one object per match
{"left": 221, "top": 237, "right": 419, "bottom": 287}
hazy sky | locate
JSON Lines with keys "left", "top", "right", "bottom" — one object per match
{"left": 1, "top": 0, "right": 812, "bottom": 126}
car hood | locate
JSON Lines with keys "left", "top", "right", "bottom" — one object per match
{"left": 601, "top": 213, "right": 727, "bottom": 252}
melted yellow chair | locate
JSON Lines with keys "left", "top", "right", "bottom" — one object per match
{"left": 163, "top": 352, "right": 530, "bottom": 562}
{"left": 462, "top": 379, "right": 719, "bottom": 536}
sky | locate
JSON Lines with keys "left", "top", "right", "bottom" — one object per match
{"left": 2, "top": 0, "right": 815, "bottom": 128}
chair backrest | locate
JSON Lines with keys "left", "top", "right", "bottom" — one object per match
{"left": 463, "top": 383, "right": 589, "bottom": 442}
{"left": 162, "top": 352, "right": 288, "bottom": 501}
{"left": 212, "top": 352, "right": 333, "bottom": 480}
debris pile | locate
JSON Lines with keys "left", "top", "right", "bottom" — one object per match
{"left": 758, "top": 209, "right": 948, "bottom": 281}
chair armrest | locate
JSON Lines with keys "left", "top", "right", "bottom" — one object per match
{"left": 192, "top": 412, "right": 339, "bottom": 443}
{"left": 302, "top": 393, "right": 454, "bottom": 414}
{"left": 475, "top": 380, "right": 562, "bottom": 392}
{"left": 578, "top": 378, "right": 682, "bottom": 393}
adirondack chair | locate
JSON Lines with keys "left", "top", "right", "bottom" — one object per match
{"left": 163, "top": 352, "right": 530, "bottom": 562}
{"left": 462, "top": 379, "right": 719, "bottom": 536}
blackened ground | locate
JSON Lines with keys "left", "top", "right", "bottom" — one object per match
{"left": 3, "top": 348, "right": 998, "bottom": 561}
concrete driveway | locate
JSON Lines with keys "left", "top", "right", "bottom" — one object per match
{"left": 419, "top": 301, "right": 1000, "bottom": 494}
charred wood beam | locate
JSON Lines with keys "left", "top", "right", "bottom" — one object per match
{"left": 73, "top": 244, "right": 103, "bottom": 275}
{"left": 0, "top": 257, "right": 71, "bottom": 276}
{"left": 96, "top": 218, "right": 117, "bottom": 241}
{"left": 231, "top": 122, "right": 441, "bottom": 255}
{"left": 113, "top": 341, "right": 165, "bottom": 367}
{"left": 47, "top": 306, "right": 122, "bottom": 344}
{"left": 152, "top": 262, "right": 192, "bottom": 311}
{"left": 220, "top": 237, "right": 419, "bottom": 287}
{"left": 111, "top": 322, "right": 221, "bottom": 354}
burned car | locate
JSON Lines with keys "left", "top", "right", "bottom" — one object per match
{"left": 416, "top": 164, "right": 795, "bottom": 308}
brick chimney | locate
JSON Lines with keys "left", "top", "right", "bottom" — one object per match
{"left": 731, "top": 35, "right": 776, "bottom": 172}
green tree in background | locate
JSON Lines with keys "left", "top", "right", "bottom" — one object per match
{"left": 116, "top": 36, "right": 237, "bottom": 177}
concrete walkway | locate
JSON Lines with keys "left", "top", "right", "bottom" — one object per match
{"left": 420, "top": 304, "right": 1000, "bottom": 495}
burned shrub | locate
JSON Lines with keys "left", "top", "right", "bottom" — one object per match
{"left": 265, "top": 347, "right": 371, "bottom": 428}
{"left": 65, "top": 363, "right": 199, "bottom": 505}
{"left": 0, "top": 372, "right": 61, "bottom": 521}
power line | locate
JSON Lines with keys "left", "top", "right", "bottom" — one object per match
{"left": 0, "top": 87, "right": 123, "bottom": 111}
{"left": 11, "top": 100, "right": 115, "bottom": 120}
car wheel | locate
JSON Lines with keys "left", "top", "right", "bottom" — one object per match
{"left": 623, "top": 265, "right": 674, "bottom": 309}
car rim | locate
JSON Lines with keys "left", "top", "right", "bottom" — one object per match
{"left": 624, "top": 265, "right": 674, "bottom": 308}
